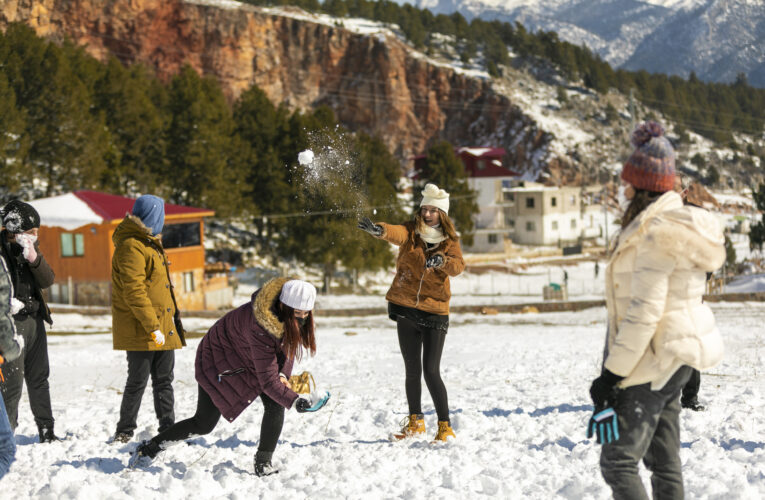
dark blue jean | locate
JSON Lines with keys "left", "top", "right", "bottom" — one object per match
{"left": 600, "top": 366, "right": 693, "bottom": 500}
{"left": 0, "top": 392, "right": 15, "bottom": 479}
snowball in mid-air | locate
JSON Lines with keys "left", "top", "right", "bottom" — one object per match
{"left": 298, "top": 150, "right": 314, "bottom": 166}
{"left": 373, "top": 209, "right": 377, "bottom": 215}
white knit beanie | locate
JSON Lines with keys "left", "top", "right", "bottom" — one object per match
{"left": 280, "top": 280, "right": 317, "bottom": 310}
{"left": 419, "top": 183, "right": 450, "bottom": 214}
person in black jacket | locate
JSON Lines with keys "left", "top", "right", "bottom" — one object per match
{"left": 0, "top": 200, "right": 60, "bottom": 442}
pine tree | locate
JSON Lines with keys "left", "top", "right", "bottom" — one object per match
{"left": 164, "top": 65, "right": 241, "bottom": 215}
{"left": 94, "top": 58, "right": 167, "bottom": 195}
{"left": 232, "top": 85, "right": 295, "bottom": 237}
{"left": 749, "top": 183, "right": 765, "bottom": 252}
{"left": 23, "top": 42, "right": 109, "bottom": 195}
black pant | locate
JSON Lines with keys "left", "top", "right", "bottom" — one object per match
{"left": 0, "top": 315, "right": 53, "bottom": 431}
{"left": 397, "top": 316, "right": 450, "bottom": 422}
{"left": 681, "top": 368, "right": 701, "bottom": 404}
{"left": 151, "top": 385, "right": 284, "bottom": 454}
{"left": 116, "top": 350, "right": 175, "bottom": 433}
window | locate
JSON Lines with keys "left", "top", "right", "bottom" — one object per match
{"left": 551, "top": 197, "right": 557, "bottom": 207}
{"left": 526, "top": 221, "right": 536, "bottom": 232}
{"left": 571, "top": 219, "right": 577, "bottom": 229}
{"left": 477, "top": 159, "right": 487, "bottom": 170}
{"left": 506, "top": 217, "right": 515, "bottom": 228}
{"left": 526, "top": 197, "right": 535, "bottom": 209}
{"left": 60, "top": 233, "right": 84, "bottom": 257}
{"left": 552, "top": 221, "right": 558, "bottom": 230}
{"left": 488, "top": 234, "right": 498, "bottom": 244}
{"left": 75, "top": 234, "right": 84, "bottom": 255}
{"left": 570, "top": 195, "right": 577, "bottom": 206}
{"left": 162, "top": 222, "right": 201, "bottom": 249}
{"left": 183, "top": 271, "right": 195, "bottom": 293}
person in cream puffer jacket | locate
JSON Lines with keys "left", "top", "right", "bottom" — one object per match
{"left": 591, "top": 122, "right": 725, "bottom": 500}
{"left": 603, "top": 190, "right": 725, "bottom": 390}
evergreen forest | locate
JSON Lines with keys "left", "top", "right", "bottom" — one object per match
{"left": 0, "top": 23, "right": 480, "bottom": 281}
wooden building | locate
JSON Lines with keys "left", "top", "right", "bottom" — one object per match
{"left": 28, "top": 191, "right": 232, "bottom": 311}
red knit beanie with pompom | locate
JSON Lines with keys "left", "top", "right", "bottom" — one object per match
{"left": 621, "top": 121, "right": 675, "bottom": 193}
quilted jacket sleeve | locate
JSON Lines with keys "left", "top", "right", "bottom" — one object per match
{"left": 249, "top": 332, "right": 299, "bottom": 409}
{"left": 604, "top": 238, "right": 676, "bottom": 377}
{"left": 439, "top": 240, "right": 465, "bottom": 277}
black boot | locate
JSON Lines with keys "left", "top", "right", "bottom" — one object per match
{"left": 129, "top": 439, "right": 162, "bottom": 468}
{"left": 681, "top": 398, "right": 706, "bottom": 411}
{"left": 254, "top": 451, "right": 279, "bottom": 477}
{"left": 38, "top": 424, "right": 63, "bottom": 443}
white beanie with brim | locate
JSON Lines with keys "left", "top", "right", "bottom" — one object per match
{"left": 280, "top": 280, "right": 317, "bottom": 310}
{"left": 420, "top": 183, "right": 450, "bottom": 214}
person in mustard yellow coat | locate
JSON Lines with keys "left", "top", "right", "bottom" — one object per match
{"left": 111, "top": 195, "right": 186, "bottom": 443}
{"left": 358, "top": 183, "right": 465, "bottom": 442}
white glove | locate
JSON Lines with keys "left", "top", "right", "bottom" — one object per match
{"left": 16, "top": 233, "right": 38, "bottom": 263}
{"left": 150, "top": 330, "right": 165, "bottom": 346}
{"left": 10, "top": 297, "right": 24, "bottom": 315}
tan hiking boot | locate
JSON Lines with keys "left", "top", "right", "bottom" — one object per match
{"left": 391, "top": 414, "right": 426, "bottom": 440}
{"left": 432, "top": 421, "right": 456, "bottom": 442}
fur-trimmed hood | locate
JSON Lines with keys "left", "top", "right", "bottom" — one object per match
{"left": 614, "top": 191, "right": 725, "bottom": 272}
{"left": 112, "top": 213, "right": 158, "bottom": 247}
{"left": 252, "top": 277, "right": 292, "bottom": 339}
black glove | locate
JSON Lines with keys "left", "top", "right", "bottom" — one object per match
{"left": 357, "top": 217, "right": 383, "bottom": 237}
{"left": 425, "top": 254, "right": 444, "bottom": 269}
{"left": 589, "top": 369, "right": 624, "bottom": 410}
{"left": 295, "top": 390, "right": 331, "bottom": 413}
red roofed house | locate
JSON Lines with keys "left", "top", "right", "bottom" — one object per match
{"left": 28, "top": 191, "right": 232, "bottom": 311}
{"left": 412, "top": 147, "right": 520, "bottom": 253}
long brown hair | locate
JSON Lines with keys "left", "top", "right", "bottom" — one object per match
{"left": 621, "top": 189, "right": 664, "bottom": 228}
{"left": 278, "top": 303, "right": 316, "bottom": 361}
{"left": 414, "top": 209, "right": 459, "bottom": 241}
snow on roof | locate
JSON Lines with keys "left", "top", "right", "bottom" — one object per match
{"left": 28, "top": 193, "right": 103, "bottom": 230}
{"left": 28, "top": 191, "right": 214, "bottom": 230}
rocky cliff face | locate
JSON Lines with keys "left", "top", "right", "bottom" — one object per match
{"left": 0, "top": 0, "right": 561, "bottom": 175}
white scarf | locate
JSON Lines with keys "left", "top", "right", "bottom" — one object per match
{"left": 417, "top": 222, "right": 447, "bottom": 245}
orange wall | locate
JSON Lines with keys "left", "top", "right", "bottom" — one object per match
{"left": 38, "top": 223, "right": 112, "bottom": 281}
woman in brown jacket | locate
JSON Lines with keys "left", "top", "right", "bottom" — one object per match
{"left": 358, "top": 183, "right": 465, "bottom": 442}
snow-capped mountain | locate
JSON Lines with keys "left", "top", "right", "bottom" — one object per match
{"left": 407, "top": 0, "right": 765, "bottom": 87}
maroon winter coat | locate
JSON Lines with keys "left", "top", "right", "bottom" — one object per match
{"left": 195, "top": 277, "right": 300, "bottom": 422}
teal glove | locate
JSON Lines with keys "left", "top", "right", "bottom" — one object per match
{"left": 587, "top": 407, "right": 620, "bottom": 444}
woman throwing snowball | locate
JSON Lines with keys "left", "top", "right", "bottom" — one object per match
{"left": 358, "top": 183, "right": 464, "bottom": 442}
{"left": 130, "top": 278, "right": 329, "bottom": 476}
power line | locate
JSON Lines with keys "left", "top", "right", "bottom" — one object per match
{"left": 258, "top": 193, "right": 476, "bottom": 219}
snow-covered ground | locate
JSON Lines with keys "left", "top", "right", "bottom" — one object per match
{"left": 4, "top": 301, "right": 765, "bottom": 498}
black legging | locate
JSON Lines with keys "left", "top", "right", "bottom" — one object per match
{"left": 397, "top": 316, "right": 449, "bottom": 422}
{"left": 150, "top": 385, "right": 285, "bottom": 453}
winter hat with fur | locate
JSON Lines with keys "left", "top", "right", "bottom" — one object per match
{"left": 280, "top": 280, "right": 317, "bottom": 311}
{"left": 420, "top": 183, "right": 450, "bottom": 214}
{"left": 132, "top": 194, "right": 165, "bottom": 236}
{"left": 1, "top": 200, "right": 40, "bottom": 234}
{"left": 621, "top": 121, "right": 675, "bottom": 193}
